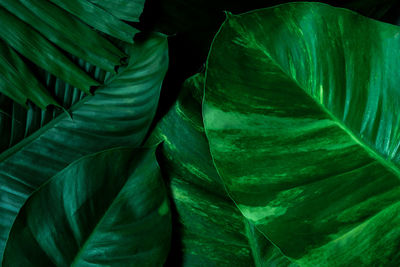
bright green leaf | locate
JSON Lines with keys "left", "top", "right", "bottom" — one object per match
{"left": 204, "top": 3, "right": 400, "bottom": 265}
{"left": 141, "top": 0, "right": 398, "bottom": 88}
{"left": 145, "top": 0, "right": 397, "bottom": 35}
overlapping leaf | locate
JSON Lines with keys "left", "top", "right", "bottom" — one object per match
{"left": 144, "top": 0, "right": 397, "bottom": 34}
{"left": 148, "top": 74, "right": 294, "bottom": 266}
{"left": 204, "top": 3, "right": 400, "bottom": 265}
{"left": 88, "top": 0, "right": 145, "bottom": 22}
{"left": 140, "top": 0, "right": 398, "bottom": 115}
{"left": 0, "top": 34, "right": 168, "bottom": 260}
{"left": 0, "top": 58, "right": 107, "bottom": 153}
{"left": 0, "top": 0, "right": 142, "bottom": 108}
{"left": 3, "top": 147, "right": 171, "bottom": 266}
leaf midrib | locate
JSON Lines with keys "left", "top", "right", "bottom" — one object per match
{"left": 0, "top": 56, "right": 136, "bottom": 163}
{"left": 243, "top": 18, "right": 400, "bottom": 180}
{"left": 69, "top": 171, "right": 130, "bottom": 266}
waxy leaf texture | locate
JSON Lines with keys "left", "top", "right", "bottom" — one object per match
{"left": 204, "top": 2, "right": 400, "bottom": 265}
{"left": 0, "top": 35, "right": 168, "bottom": 261}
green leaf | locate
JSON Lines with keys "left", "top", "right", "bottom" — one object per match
{"left": 0, "top": 34, "right": 168, "bottom": 261}
{"left": 204, "top": 3, "right": 400, "bottom": 265}
{"left": 1, "top": 0, "right": 126, "bottom": 73}
{"left": 144, "top": 0, "right": 397, "bottom": 34}
{"left": 49, "top": 0, "right": 139, "bottom": 43}
{"left": 88, "top": 0, "right": 145, "bottom": 22}
{"left": 0, "top": 40, "right": 58, "bottom": 109}
{"left": 3, "top": 146, "right": 171, "bottom": 266}
{"left": 0, "top": 0, "right": 143, "bottom": 108}
{"left": 0, "top": 58, "right": 107, "bottom": 153}
{"left": 0, "top": 7, "right": 99, "bottom": 94}
{"left": 140, "top": 0, "right": 398, "bottom": 119}
{"left": 148, "top": 73, "right": 294, "bottom": 266}
{"left": 244, "top": 221, "right": 297, "bottom": 267}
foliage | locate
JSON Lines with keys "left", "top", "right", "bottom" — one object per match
{"left": 1, "top": 0, "right": 400, "bottom": 266}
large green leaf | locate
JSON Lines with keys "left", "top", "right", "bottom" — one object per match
{"left": 0, "top": 34, "right": 168, "bottom": 260}
{"left": 0, "top": 0, "right": 142, "bottom": 108}
{"left": 140, "top": 0, "right": 398, "bottom": 118}
{"left": 3, "top": 146, "right": 171, "bottom": 266}
{"left": 148, "top": 73, "right": 294, "bottom": 266}
{"left": 0, "top": 40, "right": 58, "bottom": 109}
{"left": 204, "top": 3, "right": 400, "bottom": 265}
{"left": 144, "top": 0, "right": 397, "bottom": 34}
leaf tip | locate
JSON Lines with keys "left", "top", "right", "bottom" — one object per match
{"left": 224, "top": 11, "right": 234, "bottom": 20}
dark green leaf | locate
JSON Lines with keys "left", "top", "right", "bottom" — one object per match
{"left": 3, "top": 146, "right": 171, "bottom": 266}
{"left": 1, "top": 0, "right": 126, "bottom": 73}
{"left": 49, "top": 0, "right": 139, "bottom": 43}
{"left": 88, "top": 0, "right": 145, "bottom": 22}
{"left": 149, "top": 74, "right": 294, "bottom": 266}
{"left": 0, "top": 58, "right": 107, "bottom": 153}
{"left": 0, "top": 7, "right": 99, "bottom": 93}
{"left": 0, "top": 40, "right": 58, "bottom": 109}
{"left": 204, "top": 3, "right": 400, "bottom": 265}
{"left": 0, "top": 0, "right": 144, "bottom": 108}
{"left": 0, "top": 34, "right": 168, "bottom": 260}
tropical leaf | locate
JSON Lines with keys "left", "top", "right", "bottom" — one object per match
{"left": 0, "top": 58, "right": 107, "bottom": 153}
{"left": 148, "top": 73, "right": 294, "bottom": 266}
{"left": 141, "top": 0, "right": 398, "bottom": 118}
{"left": 0, "top": 34, "right": 168, "bottom": 260}
{"left": 48, "top": 0, "right": 139, "bottom": 43}
{"left": 0, "top": 0, "right": 142, "bottom": 108}
{"left": 144, "top": 0, "right": 397, "bottom": 34}
{"left": 3, "top": 146, "right": 171, "bottom": 266}
{"left": 0, "top": 40, "right": 58, "bottom": 110}
{"left": 204, "top": 3, "right": 400, "bottom": 265}
{"left": 88, "top": 0, "right": 146, "bottom": 22}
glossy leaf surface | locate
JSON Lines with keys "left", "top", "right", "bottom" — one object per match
{"left": 49, "top": 0, "right": 139, "bottom": 43}
{"left": 204, "top": 3, "right": 400, "bottom": 265}
{"left": 149, "top": 74, "right": 294, "bottom": 266}
{"left": 140, "top": 0, "right": 398, "bottom": 120}
{"left": 3, "top": 147, "right": 171, "bottom": 266}
{"left": 0, "top": 34, "right": 168, "bottom": 260}
{"left": 144, "top": 0, "right": 397, "bottom": 34}
{"left": 0, "top": 58, "right": 103, "bottom": 153}
{"left": 0, "top": 40, "right": 58, "bottom": 109}
{"left": 88, "top": 0, "right": 145, "bottom": 22}
{"left": 0, "top": 0, "right": 142, "bottom": 108}
{"left": 2, "top": 0, "right": 126, "bottom": 72}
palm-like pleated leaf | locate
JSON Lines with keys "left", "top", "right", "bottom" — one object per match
{"left": 0, "top": 34, "right": 168, "bottom": 260}
{"left": 0, "top": 58, "right": 105, "bottom": 152}
{"left": 88, "top": 0, "right": 145, "bottom": 22}
{"left": 3, "top": 147, "right": 171, "bottom": 266}
{"left": 204, "top": 3, "right": 400, "bottom": 265}
{"left": 0, "top": 0, "right": 141, "bottom": 108}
